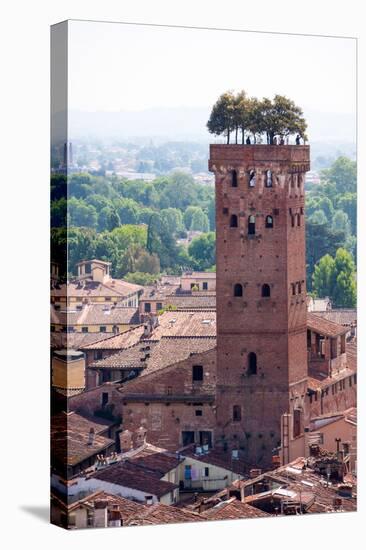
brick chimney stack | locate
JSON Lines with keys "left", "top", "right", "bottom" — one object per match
{"left": 93, "top": 499, "right": 108, "bottom": 528}
{"left": 119, "top": 429, "right": 133, "bottom": 453}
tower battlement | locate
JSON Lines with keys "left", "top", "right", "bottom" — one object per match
{"left": 209, "top": 144, "right": 310, "bottom": 172}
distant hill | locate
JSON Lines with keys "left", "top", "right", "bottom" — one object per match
{"left": 67, "top": 106, "right": 356, "bottom": 145}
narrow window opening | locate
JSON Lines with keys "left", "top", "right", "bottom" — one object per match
{"left": 248, "top": 215, "right": 256, "bottom": 235}
{"left": 233, "top": 405, "right": 242, "bottom": 422}
{"left": 234, "top": 283, "right": 243, "bottom": 297}
{"left": 231, "top": 170, "right": 238, "bottom": 187}
{"left": 266, "top": 170, "right": 273, "bottom": 187}
{"left": 293, "top": 408, "right": 302, "bottom": 438}
{"left": 192, "top": 365, "right": 203, "bottom": 382}
{"left": 265, "top": 215, "right": 273, "bottom": 228}
{"left": 230, "top": 214, "right": 238, "bottom": 228}
{"left": 262, "top": 284, "right": 271, "bottom": 298}
{"left": 248, "top": 170, "right": 256, "bottom": 187}
{"left": 247, "top": 352, "right": 257, "bottom": 375}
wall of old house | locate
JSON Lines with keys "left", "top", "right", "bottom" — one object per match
{"left": 178, "top": 456, "right": 242, "bottom": 491}
{"left": 120, "top": 348, "right": 217, "bottom": 450}
{"left": 68, "top": 382, "right": 123, "bottom": 420}
{"left": 308, "top": 373, "right": 357, "bottom": 417}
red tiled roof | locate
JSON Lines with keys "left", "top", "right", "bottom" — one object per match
{"left": 307, "top": 313, "right": 349, "bottom": 337}
{"left": 201, "top": 498, "right": 269, "bottom": 520}
{"left": 52, "top": 278, "right": 142, "bottom": 299}
{"left": 51, "top": 331, "right": 113, "bottom": 350}
{"left": 81, "top": 325, "right": 145, "bottom": 350}
{"left": 90, "top": 460, "right": 178, "bottom": 498}
{"left": 314, "top": 309, "right": 357, "bottom": 327}
{"left": 126, "top": 503, "right": 204, "bottom": 526}
{"left": 51, "top": 412, "right": 115, "bottom": 467}
{"left": 51, "top": 304, "right": 140, "bottom": 326}
{"left": 67, "top": 490, "right": 146, "bottom": 521}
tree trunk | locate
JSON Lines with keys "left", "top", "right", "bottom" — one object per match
{"left": 235, "top": 126, "right": 238, "bottom": 144}
{"left": 241, "top": 127, "right": 245, "bottom": 144}
{"left": 226, "top": 129, "right": 230, "bottom": 144}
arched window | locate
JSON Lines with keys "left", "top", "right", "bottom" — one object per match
{"left": 262, "top": 284, "right": 271, "bottom": 298}
{"left": 248, "top": 352, "right": 257, "bottom": 375}
{"left": 113, "top": 325, "right": 119, "bottom": 335}
{"left": 266, "top": 170, "right": 272, "bottom": 187}
{"left": 291, "top": 215, "right": 295, "bottom": 228}
{"left": 234, "top": 283, "right": 243, "bottom": 297}
{"left": 248, "top": 215, "right": 256, "bottom": 235}
{"left": 248, "top": 170, "right": 256, "bottom": 187}
{"left": 233, "top": 405, "right": 241, "bottom": 422}
{"left": 291, "top": 283, "right": 296, "bottom": 296}
{"left": 297, "top": 282, "right": 302, "bottom": 294}
{"left": 297, "top": 214, "right": 301, "bottom": 226}
{"left": 265, "top": 215, "right": 273, "bottom": 228}
{"left": 230, "top": 214, "right": 238, "bottom": 228}
{"left": 231, "top": 170, "right": 238, "bottom": 187}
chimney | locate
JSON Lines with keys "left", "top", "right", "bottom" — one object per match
{"left": 249, "top": 468, "right": 262, "bottom": 479}
{"left": 145, "top": 495, "right": 154, "bottom": 506}
{"left": 133, "top": 426, "right": 147, "bottom": 449}
{"left": 108, "top": 505, "right": 122, "bottom": 527}
{"left": 87, "top": 427, "right": 95, "bottom": 446}
{"left": 119, "top": 429, "right": 133, "bottom": 453}
{"left": 93, "top": 499, "right": 108, "bottom": 528}
{"left": 143, "top": 323, "right": 151, "bottom": 338}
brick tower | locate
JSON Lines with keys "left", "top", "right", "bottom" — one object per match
{"left": 209, "top": 144, "right": 310, "bottom": 467}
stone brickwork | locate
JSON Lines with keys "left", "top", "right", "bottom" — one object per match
{"left": 209, "top": 144, "right": 310, "bottom": 466}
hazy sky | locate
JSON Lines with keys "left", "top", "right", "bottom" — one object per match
{"left": 68, "top": 20, "right": 356, "bottom": 116}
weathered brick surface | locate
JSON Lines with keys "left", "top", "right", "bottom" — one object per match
{"left": 210, "top": 145, "right": 310, "bottom": 466}
{"left": 119, "top": 348, "right": 217, "bottom": 450}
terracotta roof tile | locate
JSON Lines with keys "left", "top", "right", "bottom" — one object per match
{"left": 314, "top": 309, "right": 357, "bottom": 327}
{"left": 90, "top": 460, "right": 178, "bottom": 498}
{"left": 307, "top": 313, "right": 349, "bottom": 337}
{"left": 201, "top": 498, "right": 269, "bottom": 520}
{"left": 52, "top": 278, "right": 142, "bottom": 299}
{"left": 51, "top": 412, "right": 115, "bottom": 467}
{"left": 51, "top": 304, "right": 140, "bottom": 326}
{"left": 126, "top": 503, "right": 204, "bottom": 525}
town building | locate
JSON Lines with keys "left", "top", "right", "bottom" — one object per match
{"left": 51, "top": 302, "right": 140, "bottom": 334}
{"left": 51, "top": 259, "right": 143, "bottom": 308}
{"left": 51, "top": 490, "right": 145, "bottom": 529}
{"left": 279, "top": 407, "right": 357, "bottom": 471}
